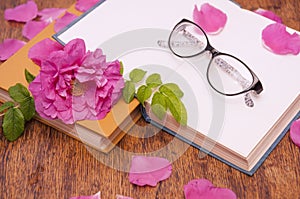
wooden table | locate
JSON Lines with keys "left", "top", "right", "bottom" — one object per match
{"left": 1, "top": 0, "right": 300, "bottom": 198}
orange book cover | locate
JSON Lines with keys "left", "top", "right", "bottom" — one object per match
{"left": 0, "top": 4, "right": 140, "bottom": 153}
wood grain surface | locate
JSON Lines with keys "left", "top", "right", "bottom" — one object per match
{"left": 0, "top": 0, "right": 300, "bottom": 198}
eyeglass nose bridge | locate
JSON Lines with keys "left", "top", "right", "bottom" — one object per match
{"left": 206, "top": 44, "right": 220, "bottom": 56}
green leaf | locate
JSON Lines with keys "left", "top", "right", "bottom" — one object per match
{"left": 125, "top": 68, "right": 188, "bottom": 125}
{"left": 136, "top": 85, "right": 152, "bottom": 106}
{"left": 146, "top": 73, "right": 162, "bottom": 88}
{"left": 160, "top": 86, "right": 187, "bottom": 125}
{"left": 8, "top": 83, "right": 31, "bottom": 103}
{"left": 129, "top": 68, "right": 146, "bottom": 83}
{"left": 178, "top": 101, "right": 187, "bottom": 126}
{"left": 159, "top": 83, "right": 184, "bottom": 98}
{"left": 151, "top": 92, "right": 167, "bottom": 120}
{"left": 25, "top": 69, "right": 35, "bottom": 84}
{"left": 2, "top": 108, "right": 25, "bottom": 141}
{"left": 166, "top": 95, "right": 187, "bottom": 126}
{"left": 0, "top": 101, "right": 15, "bottom": 113}
{"left": 19, "top": 96, "right": 35, "bottom": 121}
{"left": 119, "top": 61, "right": 124, "bottom": 75}
{"left": 122, "top": 81, "right": 135, "bottom": 103}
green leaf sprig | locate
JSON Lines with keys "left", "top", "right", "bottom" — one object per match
{"left": 0, "top": 70, "right": 36, "bottom": 141}
{"left": 122, "top": 68, "right": 187, "bottom": 126}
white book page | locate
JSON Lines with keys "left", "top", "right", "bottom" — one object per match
{"left": 56, "top": 0, "right": 300, "bottom": 157}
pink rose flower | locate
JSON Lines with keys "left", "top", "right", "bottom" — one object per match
{"left": 29, "top": 38, "right": 124, "bottom": 124}
{"left": 72, "top": 49, "right": 124, "bottom": 121}
{"left": 29, "top": 38, "right": 84, "bottom": 124}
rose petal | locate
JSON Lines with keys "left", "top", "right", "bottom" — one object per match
{"left": 38, "top": 8, "right": 66, "bottom": 22}
{"left": 0, "top": 39, "right": 26, "bottom": 61}
{"left": 54, "top": 12, "right": 78, "bottom": 33}
{"left": 69, "top": 191, "right": 101, "bottom": 199}
{"left": 4, "top": 1, "right": 38, "bottom": 22}
{"left": 75, "top": 0, "right": 101, "bottom": 12}
{"left": 184, "top": 179, "right": 237, "bottom": 199}
{"left": 193, "top": 3, "right": 227, "bottom": 34}
{"left": 290, "top": 119, "right": 300, "bottom": 147}
{"left": 28, "top": 38, "right": 63, "bottom": 66}
{"left": 22, "top": 20, "right": 50, "bottom": 40}
{"left": 262, "top": 23, "right": 300, "bottom": 55}
{"left": 64, "top": 38, "right": 86, "bottom": 64}
{"left": 129, "top": 156, "right": 172, "bottom": 187}
{"left": 254, "top": 8, "right": 283, "bottom": 23}
{"left": 116, "top": 195, "right": 133, "bottom": 199}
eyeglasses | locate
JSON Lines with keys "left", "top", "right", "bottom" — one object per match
{"left": 164, "top": 19, "right": 263, "bottom": 106}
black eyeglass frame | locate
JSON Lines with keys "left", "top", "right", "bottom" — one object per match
{"left": 168, "top": 18, "right": 263, "bottom": 97}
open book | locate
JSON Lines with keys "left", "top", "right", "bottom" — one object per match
{"left": 0, "top": 4, "right": 141, "bottom": 153}
{"left": 54, "top": 0, "right": 300, "bottom": 175}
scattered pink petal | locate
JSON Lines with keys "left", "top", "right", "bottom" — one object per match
{"left": 75, "top": 0, "right": 101, "bottom": 12}
{"left": 290, "top": 119, "right": 300, "bottom": 147}
{"left": 254, "top": 8, "right": 283, "bottom": 23}
{"left": 22, "top": 20, "right": 50, "bottom": 40}
{"left": 69, "top": 191, "right": 101, "bottom": 199}
{"left": 28, "top": 38, "right": 63, "bottom": 66}
{"left": 38, "top": 8, "right": 66, "bottom": 22}
{"left": 184, "top": 179, "right": 237, "bottom": 199}
{"left": 4, "top": 1, "right": 38, "bottom": 22}
{"left": 54, "top": 12, "right": 78, "bottom": 33}
{"left": 129, "top": 156, "right": 172, "bottom": 187}
{"left": 116, "top": 195, "right": 133, "bottom": 199}
{"left": 193, "top": 3, "right": 227, "bottom": 34}
{"left": 262, "top": 23, "right": 300, "bottom": 55}
{"left": 0, "top": 39, "right": 26, "bottom": 61}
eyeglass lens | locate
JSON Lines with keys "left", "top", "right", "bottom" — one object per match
{"left": 169, "top": 21, "right": 207, "bottom": 57}
{"left": 208, "top": 55, "right": 254, "bottom": 95}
